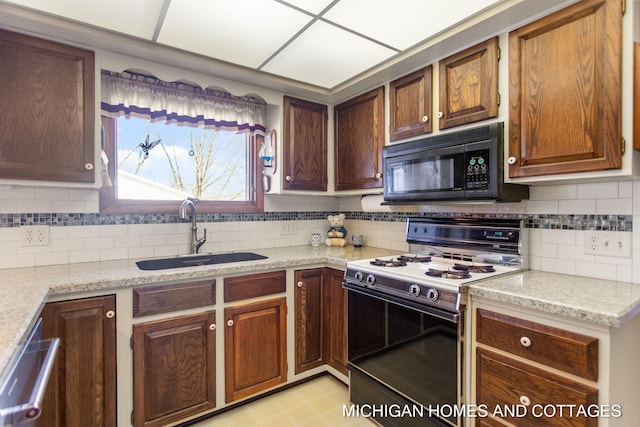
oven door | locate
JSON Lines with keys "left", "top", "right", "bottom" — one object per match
{"left": 347, "top": 286, "right": 462, "bottom": 427}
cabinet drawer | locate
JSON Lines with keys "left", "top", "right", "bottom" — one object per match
{"left": 477, "top": 348, "right": 598, "bottom": 427}
{"left": 224, "top": 270, "right": 286, "bottom": 302}
{"left": 476, "top": 309, "right": 598, "bottom": 381}
{"left": 133, "top": 280, "right": 215, "bottom": 317}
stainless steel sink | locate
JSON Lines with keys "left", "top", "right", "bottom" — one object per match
{"left": 135, "top": 252, "right": 268, "bottom": 270}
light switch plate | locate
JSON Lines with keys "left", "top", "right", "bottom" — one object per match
{"left": 583, "top": 230, "right": 631, "bottom": 258}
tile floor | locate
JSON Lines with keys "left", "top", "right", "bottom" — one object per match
{"left": 188, "top": 375, "right": 375, "bottom": 427}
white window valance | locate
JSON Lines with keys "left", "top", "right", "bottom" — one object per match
{"left": 100, "top": 70, "right": 266, "bottom": 133}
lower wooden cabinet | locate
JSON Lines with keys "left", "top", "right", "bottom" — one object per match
{"left": 294, "top": 268, "right": 347, "bottom": 375}
{"left": 132, "top": 311, "right": 216, "bottom": 427}
{"left": 38, "top": 295, "right": 117, "bottom": 427}
{"left": 224, "top": 297, "right": 287, "bottom": 402}
{"left": 474, "top": 308, "right": 599, "bottom": 427}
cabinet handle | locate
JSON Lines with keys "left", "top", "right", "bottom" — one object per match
{"left": 508, "top": 156, "right": 517, "bottom": 165}
{"left": 227, "top": 319, "right": 234, "bottom": 327}
{"left": 437, "top": 112, "right": 443, "bottom": 118}
{"left": 84, "top": 163, "right": 94, "bottom": 170}
{"left": 519, "top": 395, "right": 531, "bottom": 406}
{"left": 520, "top": 336, "right": 532, "bottom": 347}
{"left": 285, "top": 175, "right": 292, "bottom": 181}
{"left": 209, "top": 323, "right": 216, "bottom": 331}
{"left": 422, "top": 115, "right": 429, "bottom": 122}
{"left": 105, "top": 310, "right": 115, "bottom": 319}
{"left": 297, "top": 281, "right": 304, "bottom": 288}
{"left": 374, "top": 172, "right": 382, "bottom": 179}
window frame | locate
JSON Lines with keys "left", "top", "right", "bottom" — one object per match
{"left": 99, "top": 116, "right": 264, "bottom": 214}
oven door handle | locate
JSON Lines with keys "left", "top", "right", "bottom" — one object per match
{"left": 343, "top": 282, "right": 460, "bottom": 323}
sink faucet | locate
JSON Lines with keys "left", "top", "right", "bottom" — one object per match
{"left": 179, "top": 197, "right": 206, "bottom": 254}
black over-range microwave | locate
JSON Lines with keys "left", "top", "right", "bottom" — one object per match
{"left": 382, "top": 122, "right": 529, "bottom": 203}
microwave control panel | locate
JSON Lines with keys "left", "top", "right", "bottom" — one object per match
{"left": 464, "top": 150, "right": 489, "bottom": 189}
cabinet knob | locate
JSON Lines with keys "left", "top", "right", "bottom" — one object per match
{"left": 209, "top": 323, "right": 216, "bottom": 331}
{"left": 105, "top": 310, "right": 115, "bottom": 319}
{"left": 297, "top": 281, "right": 304, "bottom": 288}
{"left": 84, "top": 163, "right": 94, "bottom": 170}
{"left": 422, "top": 115, "right": 429, "bottom": 123}
{"left": 227, "top": 319, "right": 234, "bottom": 327}
{"left": 285, "top": 175, "right": 292, "bottom": 181}
{"left": 520, "top": 336, "right": 531, "bottom": 347}
{"left": 519, "top": 395, "right": 531, "bottom": 406}
{"left": 508, "top": 156, "right": 517, "bottom": 165}
{"left": 437, "top": 112, "right": 443, "bottom": 118}
{"left": 374, "top": 172, "right": 382, "bottom": 179}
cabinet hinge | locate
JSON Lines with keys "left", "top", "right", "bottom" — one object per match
{"left": 131, "top": 411, "right": 134, "bottom": 425}
{"left": 497, "top": 93, "right": 501, "bottom": 107}
{"left": 130, "top": 335, "right": 134, "bottom": 350}
{"left": 622, "top": 137, "right": 626, "bottom": 155}
{"left": 621, "top": 0, "right": 626, "bottom": 15}
{"left": 497, "top": 46, "right": 501, "bottom": 61}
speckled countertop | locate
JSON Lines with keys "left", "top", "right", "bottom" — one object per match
{"left": 0, "top": 245, "right": 401, "bottom": 379}
{"left": 2, "top": 246, "right": 640, "bottom": 382}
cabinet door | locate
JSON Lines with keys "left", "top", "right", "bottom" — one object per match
{"left": 508, "top": 0, "right": 622, "bottom": 178}
{"left": 334, "top": 86, "right": 385, "bottom": 191}
{"left": 282, "top": 96, "right": 328, "bottom": 191}
{"left": 326, "top": 268, "right": 347, "bottom": 375}
{"left": 132, "top": 311, "right": 216, "bottom": 427}
{"left": 224, "top": 298, "right": 287, "bottom": 402}
{"left": 389, "top": 66, "right": 432, "bottom": 141}
{"left": 0, "top": 29, "right": 95, "bottom": 183}
{"left": 439, "top": 37, "right": 498, "bottom": 129}
{"left": 38, "top": 295, "right": 116, "bottom": 427}
{"left": 294, "top": 269, "right": 325, "bottom": 374}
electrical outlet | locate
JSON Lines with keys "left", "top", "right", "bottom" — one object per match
{"left": 280, "top": 221, "right": 297, "bottom": 235}
{"left": 583, "top": 230, "right": 631, "bottom": 258}
{"left": 21, "top": 225, "right": 50, "bottom": 247}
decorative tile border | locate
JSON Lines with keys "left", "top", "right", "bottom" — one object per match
{"left": 0, "top": 212, "right": 633, "bottom": 231}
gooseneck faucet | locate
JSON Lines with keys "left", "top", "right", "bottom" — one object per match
{"left": 179, "top": 197, "right": 207, "bottom": 254}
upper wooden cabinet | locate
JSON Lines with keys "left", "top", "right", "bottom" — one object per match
{"left": 508, "top": 0, "right": 622, "bottom": 178}
{"left": 438, "top": 37, "right": 498, "bottom": 130}
{"left": 389, "top": 66, "right": 433, "bottom": 141}
{"left": 334, "top": 86, "right": 385, "bottom": 191}
{"left": 0, "top": 29, "right": 95, "bottom": 183}
{"left": 282, "top": 96, "right": 328, "bottom": 191}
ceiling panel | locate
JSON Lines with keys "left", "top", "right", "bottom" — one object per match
{"left": 3, "top": 0, "right": 164, "bottom": 39}
{"left": 158, "top": 0, "right": 312, "bottom": 69}
{"left": 261, "top": 19, "right": 396, "bottom": 88}
{"left": 322, "top": 0, "right": 503, "bottom": 50}
{"left": 280, "top": 0, "right": 336, "bottom": 15}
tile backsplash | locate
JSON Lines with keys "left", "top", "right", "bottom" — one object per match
{"left": 0, "top": 181, "right": 638, "bottom": 284}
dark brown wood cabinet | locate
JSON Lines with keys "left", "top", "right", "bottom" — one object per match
{"left": 475, "top": 308, "right": 599, "bottom": 427}
{"left": 334, "top": 87, "right": 385, "bottom": 191}
{"left": 0, "top": 29, "right": 95, "bottom": 183}
{"left": 132, "top": 311, "right": 216, "bottom": 427}
{"left": 224, "top": 297, "right": 287, "bottom": 403}
{"left": 389, "top": 66, "right": 432, "bottom": 141}
{"left": 38, "top": 295, "right": 116, "bottom": 427}
{"left": 508, "top": 0, "right": 622, "bottom": 178}
{"left": 438, "top": 37, "right": 499, "bottom": 130}
{"left": 282, "top": 96, "right": 328, "bottom": 191}
{"left": 294, "top": 268, "right": 347, "bottom": 375}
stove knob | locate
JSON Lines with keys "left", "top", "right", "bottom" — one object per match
{"left": 366, "top": 274, "right": 376, "bottom": 285}
{"left": 408, "top": 284, "right": 421, "bottom": 297}
{"left": 426, "top": 288, "right": 439, "bottom": 302}
{"left": 354, "top": 271, "right": 364, "bottom": 282}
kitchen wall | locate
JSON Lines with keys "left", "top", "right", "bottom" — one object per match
{"left": 0, "top": 180, "right": 637, "bottom": 285}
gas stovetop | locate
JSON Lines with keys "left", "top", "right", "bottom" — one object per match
{"left": 344, "top": 217, "right": 527, "bottom": 313}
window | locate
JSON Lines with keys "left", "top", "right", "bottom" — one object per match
{"left": 99, "top": 70, "right": 265, "bottom": 214}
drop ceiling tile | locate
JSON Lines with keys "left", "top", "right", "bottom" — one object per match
{"left": 158, "top": 0, "right": 312, "bottom": 69}
{"left": 262, "top": 20, "right": 396, "bottom": 89}
{"left": 279, "top": 0, "right": 336, "bottom": 15}
{"left": 323, "top": 0, "right": 502, "bottom": 50}
{"left": 3, "top": 0, "right": 164, "bottom": 39}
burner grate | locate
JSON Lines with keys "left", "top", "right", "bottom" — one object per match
{"left": 397, "top": 255, "right": 432, "bottom": 263}
{"left": 425, "top": 269, "right": 471, "bottom": 280}
{"left": 452, "top": 263, "right": 495, "bottom": 273}
{"left": 370, "top": 258, "right": 407, "bottom": 267}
